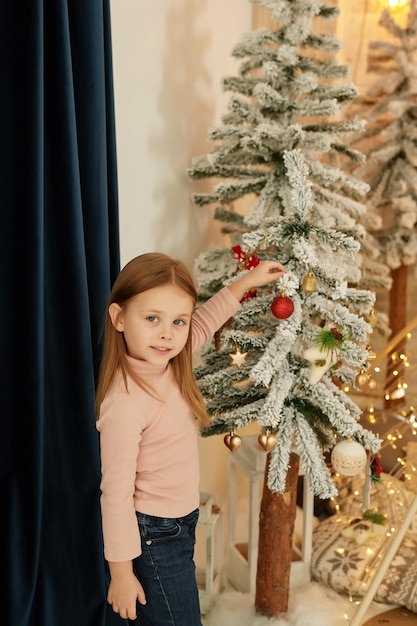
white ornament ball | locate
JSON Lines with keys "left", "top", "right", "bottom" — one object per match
{"left": 331, "top": 439, "right": 367, "bottom": 477}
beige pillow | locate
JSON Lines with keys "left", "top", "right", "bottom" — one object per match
{"left": 312, "top": 470, "right": 417, "bottom": 608}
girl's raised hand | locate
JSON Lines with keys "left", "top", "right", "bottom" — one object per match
{"left": 249, "top": 260, "right": 286, "bottom": 286}
{"left": 228, "top": 260, "right": 285, "bottom": 302}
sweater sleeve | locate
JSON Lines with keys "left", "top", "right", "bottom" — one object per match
{"left": 191, "top": 286, "right": 241, "bottom": 352}
{"left": 97, "top": 391, "right": 143, "bottom": 562}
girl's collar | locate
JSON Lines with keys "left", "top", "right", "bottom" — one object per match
{"left": 125, "top": 354, "right": 170, "bottom": 376}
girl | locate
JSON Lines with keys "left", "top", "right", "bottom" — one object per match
{"left": 96, "top": 252, "right": 285, "bottom": 625}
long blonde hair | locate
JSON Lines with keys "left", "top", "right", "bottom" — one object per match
{"left": 95, "top": 252, "right": 209, "bottom": 427}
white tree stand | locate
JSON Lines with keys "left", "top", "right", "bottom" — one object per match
{"left": 226, "top": 435, "right": 314, "bottom": 593}
{"left": 196, "top": 492, "right": 224, "bottom": 614}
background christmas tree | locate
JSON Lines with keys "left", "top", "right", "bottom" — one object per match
{"left": 346, "top": 1, "right": 417, "bottom": 408}
{"left": 348, "top": 0, "right": 417, "bottom": 273}
{"left": 188, "top": 0, "right": 382, "bottom": 615}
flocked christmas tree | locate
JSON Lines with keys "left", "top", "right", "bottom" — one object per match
{"left": 188, "top": 0, "right": 382, "bottom": 616}
{"left": 349, "top": 0, "right": 417, "bottom": 272}
{"left": 347, "top": 2, "right": 417, "bottom": 399}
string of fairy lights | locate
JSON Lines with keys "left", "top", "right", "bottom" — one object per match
{"left": 345, "top": 315, "right": 417, "bottom": 489}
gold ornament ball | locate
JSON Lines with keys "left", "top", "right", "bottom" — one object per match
{"left": 258, "top": 430, "right": 277, "bottom": 452}
{"left": 229, "top": 434, "right": 242, "bottom": 452}
{"left": 224, "top": 431, "right": 242, "bottom": 452}
{"left": 224, "top": 432, "right": 232, "bottom": 449}
{"left": 302, "top": 271, "right": 317, "bottom": 293}
{"left": 356, "top": 371, "right": 369, "bottom": 389}
{"left": 367, "top": 377, "right": 377, "bottom": 390}
{"left": 331, "top": 439, "right": 367, "bottom": 477}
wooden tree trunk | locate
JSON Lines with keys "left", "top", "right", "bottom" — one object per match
{"left": 255, "top": 451, "right": 300, "bottom": 617}
{"left": 385, "top": 265, "right": 408, "bottom": 410}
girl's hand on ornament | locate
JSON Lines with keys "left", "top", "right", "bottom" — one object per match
{"left": 228, "top": 260, "right": 285, "bottom": 302}
{"left": 254, "top": 260, "right": 286, "bottom": 283}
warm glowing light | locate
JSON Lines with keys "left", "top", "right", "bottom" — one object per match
{"left": 379, "top": 0, "right": 408, "bottom": 11}
{"left": 375, "top": 366, "right": 381, "bottom": 373}
{"left": 390, "top": 386, "right": 405, "bottom": 400}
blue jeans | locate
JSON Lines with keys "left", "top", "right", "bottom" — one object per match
{"left": 129, "top": 508, "right": 202, "bottom": 626}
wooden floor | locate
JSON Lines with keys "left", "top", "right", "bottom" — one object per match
{"left": 362, "top": 607, "right": 417, "bottom": 626}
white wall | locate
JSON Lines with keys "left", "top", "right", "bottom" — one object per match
{"left": 109, "top": 0, "right": 252, "bottom": 509}
{"left": 110, "top": 0, "right": 251, "bottom": 268}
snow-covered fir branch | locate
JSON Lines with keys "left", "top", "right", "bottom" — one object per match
{"left": 189, "top": 0, "right": 383, "bottom": 497}
{"left": 293, "top": 415, "right": 338, "bottom": 498}
{"left": 266, "top": 407, "right": 295, "bottom": 492}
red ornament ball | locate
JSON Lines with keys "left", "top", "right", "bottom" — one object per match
{"left": 271, "top": 295, "right": 294, "bottom": 319}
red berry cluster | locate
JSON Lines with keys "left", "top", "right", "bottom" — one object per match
{"left": 370, "top": 456, "right": 383, "bottom": 483}
{"left": 232, "top": 246, "right": 260, "bottom": 301}
{"left": 331, "top": 327, "right": 343, "bottom": 342}
{"left": 232, "top": 245, "right": 260, "bottom": 271}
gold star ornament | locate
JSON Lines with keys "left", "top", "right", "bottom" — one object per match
{"left": 229, "top": 347, "right": 248, "bottom": 368}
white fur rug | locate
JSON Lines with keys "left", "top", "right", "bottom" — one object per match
{"left": 202, "top": 582, "right": 390, "bottom": 626}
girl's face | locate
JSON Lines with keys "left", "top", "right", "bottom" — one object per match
{"left": 109, "top": 283, "right": 194, "bottom": 365}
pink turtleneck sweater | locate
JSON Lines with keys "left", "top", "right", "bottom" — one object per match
{"left": 97, "top": 286, "right": 240, "bottom": 563}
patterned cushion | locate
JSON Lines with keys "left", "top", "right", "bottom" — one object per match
{"left": 375, "top": 530, "right": 417, "bottom": 612}
{"left": 312, "top": 485, "right": 417, "bottom": 613}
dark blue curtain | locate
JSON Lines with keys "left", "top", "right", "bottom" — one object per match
{"left": 0, "top": 1, "right": 122, "bottom": 625}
